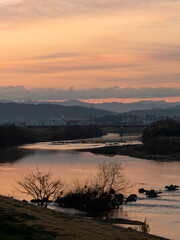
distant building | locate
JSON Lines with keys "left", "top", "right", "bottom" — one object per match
{"left": 67, "top": 119, "right": 90, "bottom": 126}
{"left": 13, "top": 121, "right": 28, "bottom": 127}
{"left": 145, "top": 114, "right": 156, "bottom": 123}
{"left": 173, "top": 115, "right": 180, "bottom": 122}
{"left": 49, "top": 118, "right": 67, "bottom": 126}
{"left": 126, "top": 115, "right": 144, "bottom": 124}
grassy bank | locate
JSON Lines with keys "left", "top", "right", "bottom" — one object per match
{"left": 0, "top": 196, "right": 167, "bottom": 240}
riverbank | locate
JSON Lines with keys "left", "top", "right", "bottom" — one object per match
{"left": 0, "top": 125, "right": 103, "bottom": 150}
{"left": 0, "top": 196, "right": 168, "bottom": 240}
{"left": 79, "top": 144, "right": 180, "bottom": 161}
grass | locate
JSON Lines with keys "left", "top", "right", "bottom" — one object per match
{"left": 0, "top": 196, "right": 168, "bottom": 240}
{"left": 0, "top": 206, "right": 58, "bottom": 240}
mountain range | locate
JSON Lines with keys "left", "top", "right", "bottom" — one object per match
{"left": 0, "top": 103, "right": 113, "bottom": 122}
{"left": 1, "top": 101, "right": 180, "bottom": 124}
{"left": 44, "top": 99, "right": 180, "bottom": 113}
{"left": 92, "top": 104, "right": 180, "bottom": 124}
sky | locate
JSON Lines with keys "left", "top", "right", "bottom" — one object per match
{"left": 0, "top": 0, "right": 180, "bottom": 100}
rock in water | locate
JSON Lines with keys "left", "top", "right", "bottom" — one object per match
{"left": 126, "top": 194, "right": 137, "bottom": 203}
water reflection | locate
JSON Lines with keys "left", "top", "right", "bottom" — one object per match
{"left": 49, "top": 203, "right": 150, "bottom": 234}
{"left": 0, "top": 148, "right": 34, "bottom": 164}
{"left": 0, "top": 136, "right": 180, "bottom": 239}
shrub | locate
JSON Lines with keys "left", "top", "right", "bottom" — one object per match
{"left": 56, "top": 162, "right": 130, "bottom": 213}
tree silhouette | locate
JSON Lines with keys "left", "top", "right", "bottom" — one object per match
{"left": 16, "top": 169, "right": 64, "bottom": 207}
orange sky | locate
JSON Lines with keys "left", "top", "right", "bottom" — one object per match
{"left": 82, "top": 97, "right": 180, "bottom": 104}
{"left": 0, "top": 1, "right": 180, "bottom": 94}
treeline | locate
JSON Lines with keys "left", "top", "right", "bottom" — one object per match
{"left": 0, "top": 126, "right": 36, "bottom": 149}
{"left": 36, "top": 125, "right": 103, "bottom": 142}
{"left": 0, "top": 125, "right": 103, "bottom": 149}
{"left": 142, "top": 119, "right": 180, "bottom": 142}
{"left": 142, "top": 119, "right": 180, "bottom": 154}
{"left": 0, "top": 148, "right": 32, "bottom": 163}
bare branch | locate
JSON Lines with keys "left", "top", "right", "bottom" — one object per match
{"left": 95, "top": 161, "right": 131, "bottom": 193}
{"left": 16, "top": 169, "right": 64, "bottom": 207}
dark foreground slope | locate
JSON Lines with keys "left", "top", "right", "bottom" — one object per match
{"left": 0, "top": 196, "right": 167, "bottom": 240}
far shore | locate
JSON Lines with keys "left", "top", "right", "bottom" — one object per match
{"left": 78, "top": 144, "right": 180, "bottom": 161}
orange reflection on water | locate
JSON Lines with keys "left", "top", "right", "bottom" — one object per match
{"left": 1, "top": 143, "right": 180, "bottom": 239}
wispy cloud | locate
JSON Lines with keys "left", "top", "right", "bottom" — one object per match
{"left": 33, "top": 52, "right": 83, "bottom": 60}
{"left": 97, "top": 73, "right": 180, "bottom": 85}
{"left": 0, "top": 51, "right": 179, "bottom": 88}
{"left": 0, "top": 54, "right": 146, "bottom": 73}
{"left": 150, "top": 51, "right": 180, "bottom": 62}
{"left": 0, "top": 0, "right": 180, "bottom": 24}
{"left": 0, "top": 1, "right": 179, "bottom": 90}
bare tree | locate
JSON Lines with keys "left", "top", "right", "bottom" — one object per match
{"left": 69, "top": 161, "right": 130, "bottom": 195}
{"left": 16, "top": 169, "right": 64, "bottom": 207}
{"left": 57, "top": 161, "right": 131, "bottom": 212}
{"left": 95, "top": 161, "right": 130, "bottom": 193}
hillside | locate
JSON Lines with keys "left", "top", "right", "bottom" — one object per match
{"left": 126, "top": 105, "right": 180, "bottom": 117}
{"left": 92, "top": 105, "right": 180, "bottom": 124}
{"left": 0, "top": 196, "right": 167, "bottom": 240}
{"left": 57, "top": 99, "right": 180, "bottom": 113}
{"left": 0, "top": 103, "right": 114, "bottom": 122}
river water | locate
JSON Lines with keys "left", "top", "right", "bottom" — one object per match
{"left": 0, "top": 133, "right": 179, "bottom": 240}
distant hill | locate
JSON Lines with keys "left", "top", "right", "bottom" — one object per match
{"left": 0, "top": 103, "right": 114, "bottom": 122}
{"left": 11, "top": 99, "right": 180, "bottom": 113}
{"left": 56, "top": 99, "right": 180, "bottom": 113}
{"left": 92, "top": 105, "right": 180, "bottom": 124}
{"left": 57, "top": 99, "right": 91, "bottom": 108}
{"left": 126, "top": 105, "right": 180, "bottom": 117}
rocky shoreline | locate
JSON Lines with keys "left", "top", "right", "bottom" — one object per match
{"left": 79, "top": 144, "right": 180, "bottom": 161}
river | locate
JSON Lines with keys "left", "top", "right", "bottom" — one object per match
{"left": 0, "top": 133, "right": 179, "bottom": 239}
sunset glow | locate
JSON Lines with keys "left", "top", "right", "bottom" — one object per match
{"left": 0, "top": 0, "right": 180, "bottom": 99}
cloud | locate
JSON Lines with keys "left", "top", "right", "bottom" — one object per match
{"left": 1, "top": 86, "right": 180, "bottom": 101}
{"left": 0, "top": 54, "right": 145, "bottom": 73}
{"left": 33, "top": 44, "right": 180, "bottom": 62}
{"left": 0, "top": 0, "right": 180, "bottom": 24}
{"left": 33, "top": 52, "right": 83, "bottom": 60}
{"left": 96, "top": 73, "right": 180, "bottom": 85}
{"left": 0, "top": 62, "right": 142, "bottom": 73}
{"left": 150, "top": 51, "right": 180, "bottom": 62}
